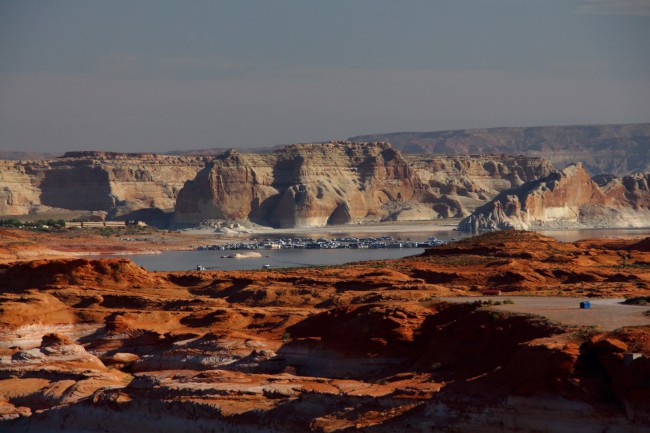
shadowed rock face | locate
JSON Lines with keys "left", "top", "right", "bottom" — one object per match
{"left": 174, "top": 142, "right": 459, "bottom": 228}
{"left": 459, "top": 164, "right": 650, "bottom": 231}
{"left": 0, "top": 153, "right": 205, "bottom": 218}
{"left": 350, "top": 123, "right": 650, "bottom": 175}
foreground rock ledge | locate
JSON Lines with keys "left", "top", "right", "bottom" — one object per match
{"left": 0, "top": 231, "right": 649, "bottom": 432}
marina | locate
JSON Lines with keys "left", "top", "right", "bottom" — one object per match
{"left": 120, "top": 227, "right": 650, "bottom": 272}
{"left": 193, "top": 235, "right": 446, "bottom": 252}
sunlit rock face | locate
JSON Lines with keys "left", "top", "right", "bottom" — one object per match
{"left": 174, "top": 142, "right": 462, "bottom": 228}
{"left": 407, "top": 154, "right": 554, "bottom": 213}
{"left": 1, "top": 145, "right": 556, "bottom": 229}
{"left": 459, "top": 163, "right": 650, "bottom": 231}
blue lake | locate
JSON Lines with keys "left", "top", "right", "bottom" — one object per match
{"left": 120, "top": 227, "right": 650, "bottom": 271}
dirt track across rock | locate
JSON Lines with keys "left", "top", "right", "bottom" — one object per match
{"left": 440, "top": 296, "right": 650, "bottom": 331}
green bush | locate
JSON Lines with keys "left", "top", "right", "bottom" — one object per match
{"left": 0, "top": 218, "right": 21, "bottom": 227}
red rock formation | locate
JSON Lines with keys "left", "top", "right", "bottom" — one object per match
{"left": 1, "top": 232, "right": 649, "bottom": 431}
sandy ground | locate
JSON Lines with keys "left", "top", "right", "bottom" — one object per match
{"left": 441, "top": 296, "right": 650, "bottom": 331}
{"left": 181, "top": 220, "right": 461, "bottom": 237}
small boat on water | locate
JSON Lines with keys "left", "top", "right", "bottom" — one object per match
{"left": 262, "top": 264, "right": 271, "bottom": 269}
{"left": 196, "top": 265, "right": 206, "bottom": 271}
{"left": 222, "top": 251, "right": 263, "bottom": 259}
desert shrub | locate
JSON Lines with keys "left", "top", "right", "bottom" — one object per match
{"left": 624, "top": 297, "right": 650, "bottom": 306}
{"left": 0, "top": 218, "right": 21, "bottom": 227}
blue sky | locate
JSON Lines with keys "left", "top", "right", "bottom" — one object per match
{"left": 1, "top": 0, "right": 649, "bottom": 152}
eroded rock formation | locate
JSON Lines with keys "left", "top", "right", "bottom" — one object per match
{"left": 1, "top": 231, "right": 649, "bottom": 431}
{"left": 174, "top": 142, "right": 462, "bottom": 227}
{"left": 459, "top": 164, "right": 650, "bottom": 231}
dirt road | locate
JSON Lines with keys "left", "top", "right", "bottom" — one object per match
{"left": 440, "top": 296, "right": 650, "bottom": 331}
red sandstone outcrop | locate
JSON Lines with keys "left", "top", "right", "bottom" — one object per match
{"left": 459, "top": 164, "right": 650, "bottom": 231}
{"left": 0, "top": 231, "right": 649, "bottom": 431}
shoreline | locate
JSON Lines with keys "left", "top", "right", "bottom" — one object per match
{"left": 1, "top": 222, "right": 649, "bottom": 265}
{"left": 180, "top": 220, "right": 462, "bottom": 238}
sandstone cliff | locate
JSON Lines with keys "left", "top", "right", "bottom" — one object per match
{"left": 0, "top": 146, "right": 555, "bottom": 228}
{"left": 407, "top": 154, "right": 553, "bottom": 213}
{"left": 174, "top": 142, "right": 457, "bottom": 227}
{"left": 351, "top": 123, "right": 650, "bottom": 175}
{"left": 458, "top": 164, "right": 650, "bottom": 231}
{"left": 0, "top": 153, "right": 205, "bottom": 221}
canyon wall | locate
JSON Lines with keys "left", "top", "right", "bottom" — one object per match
{"left": 0, "top": 153, "right": 206, "bottom": 220}
{"left": 0, "top": 145, "right": 555, "bottom": 228}
{"left": 351, "top": 123, "right": 650, "bottom": 175}
{"left": 407, "top": 154, "right": 553, "bottom": 213}
{"left": 459, "top": 163, "right": 650, "bottom": 231}
{"left": 173, "top": 142, "right": 453, "bottom": 227}
{"left": 174, "top": 143, "right": 556, "bottom": 228}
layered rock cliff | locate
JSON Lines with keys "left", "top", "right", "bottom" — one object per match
{"left": 459, "top": 164, "right": 650, "bottom": 231}
{"left": 351, "top": 123, "right": 650, "bottom": 175}
{"left": 1, "top": 146, "right": 556, "bottom": 228}
{"left": 407, "top": 154, "right": 553, "bottom": 213}
{"left": 174, "top": 142, "right": 456, "bottom": 227}
{"left": 0, "top": 153, "right": 205, "bottom": 220}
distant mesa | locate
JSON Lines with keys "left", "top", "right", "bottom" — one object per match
{"left": 0, "top": 152, "right": 206, "bottom": 227}
{"left": 0, "top": 151, "right": 61, "bottom": 161}
{"left": 350, "top": 123, "right": 650, "bottom": 176}
{"left": 61, "top": 151, "right": 162, "bottom": 159}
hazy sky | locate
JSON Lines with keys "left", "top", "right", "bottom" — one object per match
{"left": 1, "top": 0, "right": 649, "bottom": 153}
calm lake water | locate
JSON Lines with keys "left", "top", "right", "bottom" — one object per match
{"left": 122, "top": 227, "right": 650, "bottom": 272}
